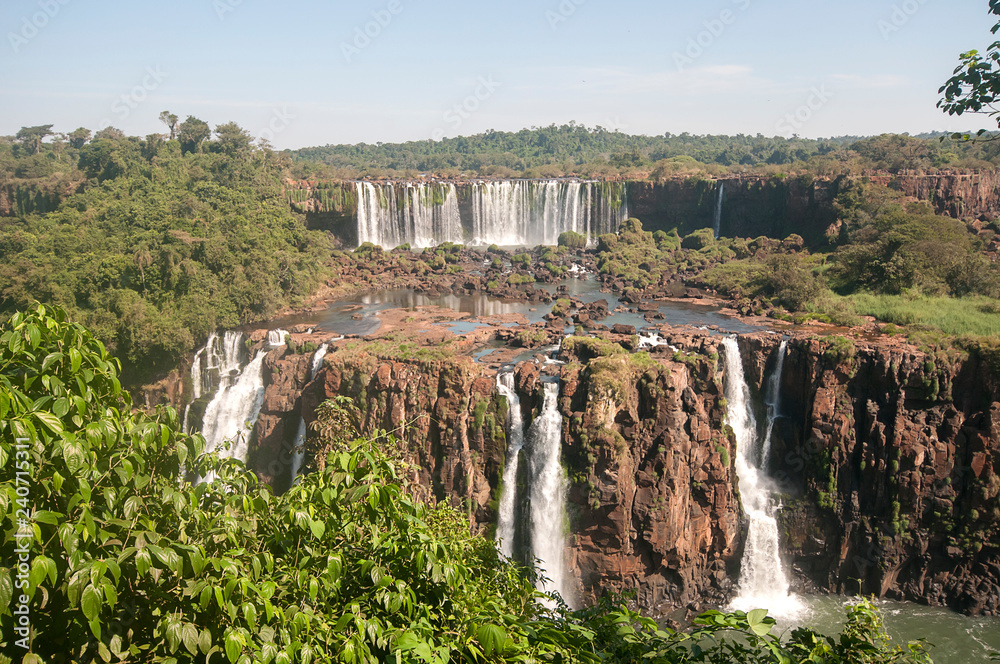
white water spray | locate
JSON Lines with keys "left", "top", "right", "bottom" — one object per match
{"left": 722, "top": 337, "right": 803, "bottom": 619}
{"left": 528, "top": 381, "right": 571, "bottom": 604}
{"left": 496, "top": 371, "right": 526, "bottom": 558}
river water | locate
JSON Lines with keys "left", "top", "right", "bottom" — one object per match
{"left": 269, "top": 275, "right": 761, "bottom": 337}
{"left": 782, "top": 596, "right": 1000, "bottom": 663}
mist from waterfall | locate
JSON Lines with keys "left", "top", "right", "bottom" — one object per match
{"left": 721, "top": 337, "right": 803, "bottom": 619}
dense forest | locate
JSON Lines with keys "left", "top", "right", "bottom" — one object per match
{"left": 5, "top": 118, "right": 1000, "bottom": 387}
{"left": 0, "top": 120, "right": 333, "bottom": 384}
{"left": 289, "top": 123, "right": 1000, "bottom": 180}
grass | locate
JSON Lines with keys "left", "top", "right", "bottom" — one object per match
{"left": 846, "top": 293, "right": 1000, "bottom": 337}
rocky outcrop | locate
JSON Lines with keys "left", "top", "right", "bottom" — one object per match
{"left": 558, "top": 335, "right": 740, "bottom": 615}
{"left": 759, "top": 335, "right": 1000, "bottom": 617}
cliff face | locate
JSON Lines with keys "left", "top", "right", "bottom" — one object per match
{"left": 759, "top": 336, "right": 1000, "bottom": 616}
{"left": 237, "top": 328, "right": 1000, "bottom": 617}
{"left": 558, "top": 334, "right": 741, "bottom": 614}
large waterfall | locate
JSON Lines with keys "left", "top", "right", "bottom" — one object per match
{"left": 355, "top": 180, "right": 628, "bottom": 249}
{"left": 496, "top": 371, "right": 526, "bottom": 559}
{"left": 722, "top": 337, "right": 802, "bottom": 618}
{"left": 527, "top": 381, "right": 572, "bottom": 605}
{"left": 356, "top": 181, "right": 463, "bottom": 248}
{"left": 290, "top": 343, "right": 331, "bottom": 482}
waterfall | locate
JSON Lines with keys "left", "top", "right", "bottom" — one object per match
{"left": 198, "top": 348, "right": 269, "bottom": 483}
{"left": 290, "top": 343, "right": 331, "bottom": 482}
{"left": 760, "top": 340, "right": 788, "bottom": 468}
{"left": 470, "top": 180, "right": 626, "bottom": 247}
{"left": 356, "top": 181, "right": 463, "bottom": 249}
{"left": 713, "top": 181, "right": 724, "bottom": 239}
{"left": 495, "top": 371, "right": 526, "bottom": 558}
{"left": 268, "top": 329, "right": 289, "bottom": 347}
{"left": 355, "top": 180, "right": 628, "bottom": 249}
{"left": 721, "top": 337, "right": 802, "bottom": 618}
{"left": 527, "top": 381, "right": 571, "bottom": 604}
{"left": 184, "top": 332, "right": 246, "bottom": 434}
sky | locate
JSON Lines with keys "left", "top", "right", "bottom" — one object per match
{"left": 0, "top": 0, "right": 996, "bottom": 150}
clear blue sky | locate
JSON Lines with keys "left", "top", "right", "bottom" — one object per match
{"left": 0, "top": 0, "right": 995, "bottom": 149}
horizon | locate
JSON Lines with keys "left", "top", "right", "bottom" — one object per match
{"left": 1, "top": 0, "right": 996, "bottom": 150}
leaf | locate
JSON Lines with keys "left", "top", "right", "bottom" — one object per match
{"left": 747, "top": 608, "right": 768, "bottom": 626}
{"left": 35, "top": 410, "right": 64, "bottom": 434}
{"left": 182, "top": 622, "right": 199, "bottom": 655}
{"left": 477, "top": 624, "right": 507, "bottom": 657}
{"left": 225, "top": 630, "right": 241, "bottom": 663}
{"left": 82, "top": 583, "right": 102, "bottom": 620}
{"left": 34, "top": 510, "right": 63, "bottom": 526}
{"left": 70, "top": 348, "right": 82, "bottom": 373}
{"left": 308, "top": 519, "right": 325, "bottom": 539}
{"left": 165, "top": 617, "right": 182, "bottom": 653}
{"left": 63, "top": 439, "right": 86, "bottom": 474}
{"left": 0, "top": 567, "right": 12, "bottom": 609}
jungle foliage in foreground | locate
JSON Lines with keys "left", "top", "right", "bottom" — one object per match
{"left": 0, "top": 124, "right": 333, "bottom": 385}
{"left": 0, "top": 306, "right": 936, "bottom": 663}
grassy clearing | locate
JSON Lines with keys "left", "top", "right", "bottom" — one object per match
{"left": 846, "top": 293, "right": 1000, "bottom": 337}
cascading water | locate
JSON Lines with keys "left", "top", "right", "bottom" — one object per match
{"left": 713, "top": 181, "right": 725, "bottom": 239}
{"left": 290, "top": 343, "right": 331, "bottom": 482}
{"left": 760, "top": 340, "right": 788, "bottom": 468}
{"left": 355, "top": 180, "right": 628, "bottom": 249}
{"left": 268, "top": 329, "right": 289, "bottom": 347}
{"left": 356, "top": 181, "right": 463, "bottom": 249}
{"left": 721, "top": 337, "right": 802, "bottom": 618}
{"left": 198, "top": 345, "right": 269, "bottom": 484}
{"left": 470, "top": 180, "right": 627, "bottom": 246}
{"left": 495, "top": 371, "right": 526, "bottom": 559}
{"left": 527, "top": 381, "right": 572, "bottom": 604}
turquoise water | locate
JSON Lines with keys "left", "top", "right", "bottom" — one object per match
{"left": 775, "top": 595, "right": 1000, "bottom": 663}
